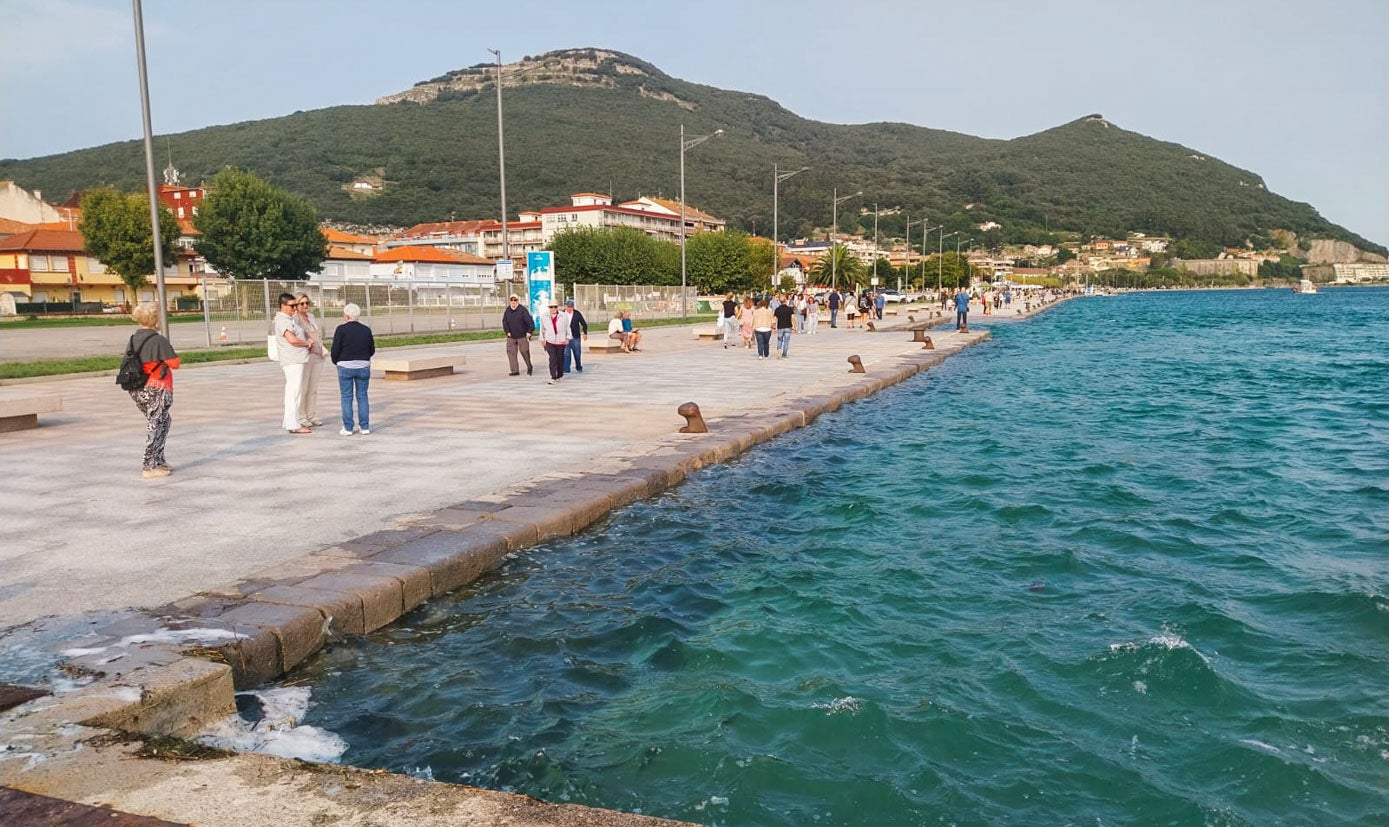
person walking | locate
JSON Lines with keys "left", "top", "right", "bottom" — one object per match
{"left": 125, "top": 303, "right": 180, "bottom": 478}
{"left": 874, "top": 290, "right": 886, "bottom": 320}
{"left": 721, "top": 292, "right": 739, "bottom": 348}
{"left": 294, "top": 292, "right": 326, "bottom": 427}
{"left": 273, "top": 292, "right": 314, "bottom": 434}
{"left": 805, "top": 295, "right": 820, "bottom": 334}
{"left": 751, "top": 299, "right": 775, "bottom": 359}
{"left": 739, "top": 296, "right": 755, "bottom": 349}
{"left": 844, "top": 291, "right": 858, "bottom": 328}
{"left": 954, "top": 287, "right": 971, "bottom": 332}
{"left": 539, "top": 300, "right": 570, "bottom": 384}
{"left": 827, "top": 288, "right": 841, "bottom": 328}
{"left": 562, "top": 298, "right": 588, "bottom": 374}
{"left": 773, "top": 295, "right": 796, "bottom": 359}
{"left": 330, "top": 301, "right": 375, "bottom": 436}
{"left": 501, "top": 294, "right": 534, "bottom": 376}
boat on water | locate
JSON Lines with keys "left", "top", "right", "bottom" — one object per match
{"left": 1292, "top": 279, "right": 1319, "bottom": 294}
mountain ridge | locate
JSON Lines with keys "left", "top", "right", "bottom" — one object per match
{"left": 1, "top": 47, "right": 1381, "bottom": 256}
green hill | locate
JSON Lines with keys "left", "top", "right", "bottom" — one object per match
{"left": 2, "top": 47, "right": 1381, "bottom": 256}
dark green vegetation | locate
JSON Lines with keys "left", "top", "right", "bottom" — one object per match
{"left": 77, "top": 188, "right": 179, "bottom": 295}
{"left": 193, "top": 169, "right": 328, "bottom": 279}
{"left": 548, "top": 226, "right": 774, "bottom": 292}
{"left": 3, "top": 48, "right": 1381, "bottom": 256}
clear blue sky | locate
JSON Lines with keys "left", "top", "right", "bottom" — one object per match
{"left": 3, "top": 0, "right": 1385, "bottom": 245}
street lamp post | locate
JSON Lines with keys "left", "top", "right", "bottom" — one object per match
{"left": 938, "top": 229, "right": 958, "bottom": 293}
{"left": 957, "top": 237, "right": 972, "bottom": 289}
{"left": 830, "top": 188, "right": 861, "bottom": 291}
{"left": 680, "top": 123, "right": 723, "bottom": 317}
{"left": 488, "top": 49, "right": 509, "bottom": 262}
{"left": 904, "top": 216, "right": 928, "bottom": 291}
{"left": 131, "top": 0, "right": 168, "bottom": 336}
{"left": 773, "top": 164, "right": 810, "bottom": 289}
{"left": 920, "top": 225, "right": 940, "bottom": 290}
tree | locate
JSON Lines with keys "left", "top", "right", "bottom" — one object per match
{"left": 686, "top": 229, "right": 758, "bottom": 294}
{"left": 810, "top": 244, "right": 862, "bottom": 287}
{"left": 549, "top": 226, "right": 677, "bottom": 285}
{"left": 194, "top": 168, "right": 327, "bottom": 279}
{"left": 78, "top": 187, "right": 179, "bottom": 302}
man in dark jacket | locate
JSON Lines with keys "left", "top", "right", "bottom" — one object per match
{"left": 501, "top": 294, "right": 534, "bottom": 376}
{"left": 827, "top": 289, "right": 841, "bottom": 328}
{"left": 562, "top": 298, "right": 588, "bottom": 374}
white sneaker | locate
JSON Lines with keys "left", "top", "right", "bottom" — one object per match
{"left": 359, "top": 429, "right": 371, "bottom": 435}
{"left": 339, "top": 428, "right": 353, "bottom": 436}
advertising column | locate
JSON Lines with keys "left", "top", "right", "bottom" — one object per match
{"left": 526, "top": 251, "right": 554, "bottom": 331}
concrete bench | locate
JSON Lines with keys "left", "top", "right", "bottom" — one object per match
{"left": 0, "top": 394, "right": 62, "bottom": 432}
{"left": 589, "top": 338, "right": 626, "bottom": 353}
{"left": 884, "top": 307, "right": 900, "bottom": 316}
{"left": 374, "top": 354, "right": 467, "bottom": 381}
{"left": 693, "top": 327, "right": 725, "bottom": 341}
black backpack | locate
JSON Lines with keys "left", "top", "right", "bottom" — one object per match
{"left": 116, "top": 332, "right": 154, "bottom": 392}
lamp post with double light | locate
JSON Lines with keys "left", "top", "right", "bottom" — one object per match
{"left": 680, "top": 124, "right": 723, "bottom": 317}
{"left": 904, "top": 216, "right": 929, "bottom": 291}
{"left": 773, "top": 164, "right": 810, "bottom": 288}
{"left": 830, "top": 188, "right": 861, "bottom": 291}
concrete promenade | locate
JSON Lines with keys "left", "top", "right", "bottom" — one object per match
{"left": 0, "top": 300, "right": 1057, "bottom": 827}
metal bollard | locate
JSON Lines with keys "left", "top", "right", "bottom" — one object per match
{"left": 847, "top": 355, "right": 865, "bottom": 373}
{"left": 921, "top": 336, "right": 935, "bottom": 350}
{"left": 677, "top": 402, "right": 708, "bottom": 433}
{"left": 907, "top": 315, "right": 915, "bottom": 323}
{"left": 865, "top": 321, "right": 876, "bottom": 333}
{"left": 912, "top": 329, "right": 929, "bottom": 343}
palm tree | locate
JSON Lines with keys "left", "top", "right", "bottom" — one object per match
{"left": 811, "top": 243, "right": 863, "bottom": 287}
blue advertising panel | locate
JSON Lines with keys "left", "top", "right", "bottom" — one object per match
{"left": 526, "top": 251, "right": 554, "bottom": 330}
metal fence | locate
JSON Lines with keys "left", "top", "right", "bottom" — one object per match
{"left": 193, "top": 280, "right": 698, "bottom": 348}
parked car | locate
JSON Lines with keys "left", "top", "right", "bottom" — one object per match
{"left": 878, "top": 289, "right": 909, "bottom": 303}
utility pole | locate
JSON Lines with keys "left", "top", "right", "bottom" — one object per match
{"left": 489, "top": 49, "right": 509, "bottom": 261}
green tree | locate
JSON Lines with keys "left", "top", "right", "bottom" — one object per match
{"left": 810, "top": 244, "right": 862, "bottom": 287}
{"left": 1055, "top": 246, "right": 1076, "bottom": 264}
{"left": 549, "top": 226, "right": 677, "bottom": 285}
{"left": 686, "top": 229, "right": 754, "bottom": 294}
{"left": 194, "top": 168, "right": 327, "bottom": 279}
{"left": 78, "top": 187, "right": 179, "bottom": 301}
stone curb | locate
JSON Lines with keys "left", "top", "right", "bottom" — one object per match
{"left": 34, "top": 327, "right": 998, "bottom": 726}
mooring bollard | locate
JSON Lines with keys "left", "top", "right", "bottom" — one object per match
{"left": 912, "top": 329, "right": 929, "bottom": 343}
{"left": 847, "top": 355, "right": 865, "bottom": 373}
{"left": 865, "top": 321, "right": 876, "bottom": 333}
{"left": 907, "top": 315, "right": 915, "bottom": 323}
{"left": 677, "top": 401, "right": 708, "bottom": 433}
{"left": 921, "top": 336, "right": 935, "bottom": 350}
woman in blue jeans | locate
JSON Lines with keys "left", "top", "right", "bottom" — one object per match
{"left": 330, "top": 302, "right": 375, "bottom": 435}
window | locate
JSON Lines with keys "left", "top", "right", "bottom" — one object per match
{"left": 177, "top": 207, "right": 185, "bottom": 218}
{"left": 29, "top": 255, "right": 48, "bottom": 271}
{"left": 114, "top": 288, "right": 125, "bottom": 303}
{"left": 87, "top": 258, "right": 107, "bottom": 274}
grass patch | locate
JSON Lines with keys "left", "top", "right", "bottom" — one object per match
{"left": 87, "top": 730, "right": 233, "bottom": 761}
{"left": 0, "top": 315, "right": 717, "bottom": 380}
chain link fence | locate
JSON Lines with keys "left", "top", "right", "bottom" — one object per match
{"left": 195, "top": 280, "right": 698, "bottom": 347}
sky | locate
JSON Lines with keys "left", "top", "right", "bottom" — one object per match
{"left": 2, "top": 0, "right": 1385, "bottom": 245}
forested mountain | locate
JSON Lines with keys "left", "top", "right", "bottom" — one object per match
{"left": 2, "top": 48, "right": 1381, "bottom": 255}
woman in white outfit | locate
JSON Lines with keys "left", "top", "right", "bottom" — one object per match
{"left": 272, "top": 292, "right": 312, "bottom": 434}
{"left": 295, "top": 292, "right": 327, "bottom": 427}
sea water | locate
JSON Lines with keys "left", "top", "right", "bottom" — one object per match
{"left": 290, "top": 288, "right": 1388, "bottom": 825}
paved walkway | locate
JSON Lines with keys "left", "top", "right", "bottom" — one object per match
{"left": 0, "top": 306, "right": 1040, "bottom": 647}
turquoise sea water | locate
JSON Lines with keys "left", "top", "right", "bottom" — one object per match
{"left": 293, "top": 288, "right": 1388, "bottom": 826}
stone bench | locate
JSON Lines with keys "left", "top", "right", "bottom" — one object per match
{"left": 374, "top": 354, "right": 467, "bottom": 381}
{"left": 589, "top": 338, "right": 626, "bottom": 353}
{"left": 884, "top": 307, "right": 899, "bottom": 316}
{"left": 693, "top": 327, "right": 725, "bottom": 341}
{"left": 0, "top": 394, "right": 62, "bottom": 432}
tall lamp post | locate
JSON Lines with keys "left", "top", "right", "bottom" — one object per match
{"left": 773, "top": 164, "right": 810, "bottom": 289}
{"left": 904, "top": 216, "right": 928, "bottom": 290}
{"left": 131, "top": 0, "right": 167, "bottom": 336}
{"left": 488, "top": 49, "right": 509, "bottom": 262}
{"left": 920, "top": 225, "right": 940, "bottom": 290}
{"left": 938, "top": 230, "right": 958, "bottom": 294}
{"left": 680, "top": 124, "right": 723, "bottom": 317}
{"left": 830, "top": 188, "right": 861, "bottom": 291}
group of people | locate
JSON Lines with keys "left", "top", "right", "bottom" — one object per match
{"left": 272, "top": 292, "right": 376, "bottom": 436}
{"left": 501, "top": 294, "right": 644, "bottom": 383}
{"left": 718, "top": 291, "right": 828, "bottom": 359}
